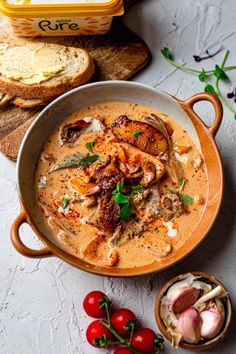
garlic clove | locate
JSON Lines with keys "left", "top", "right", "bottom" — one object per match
{"left": 177, "top": 308, "right": 202, "bottom": 344}
{"left": 200, "top": 300, "right": 225, "bottom": 339}
{"left": 168, "top": 286, "right": 201, "bottom": 314}
{"left": 194, "top": 285, "right": 227, "bottom": 309}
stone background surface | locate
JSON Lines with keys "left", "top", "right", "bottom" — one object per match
{"left": 1, "top": 0, "right": 236, "bottom": 353}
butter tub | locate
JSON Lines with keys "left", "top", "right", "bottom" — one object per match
{"left": 0, "top": 0, "right": 124, "bottom": 37}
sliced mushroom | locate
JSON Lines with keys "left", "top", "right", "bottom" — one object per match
{"left": 192, "top": 154, "right": 203, "bottom": 170}
{"left": 144, "top": 113, "right": 183, "bottom": 183}
{"left": 160, "top": 192, "right": 184, "bottom": 220}
{"left": 95, "top": 161, "right": 125, "bottom": 190}
{"left": 143, "top": 186, "right": 161, "bottom": 220}
{"left": 140, "top": 160, "right": 156, "bottom": 186}
{"left": 60, "top": 117, "right": 104, "bottom": 144}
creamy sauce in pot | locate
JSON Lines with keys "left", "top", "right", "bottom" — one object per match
{"left": 34, "top": 101, "right": 208, "bottom": 268}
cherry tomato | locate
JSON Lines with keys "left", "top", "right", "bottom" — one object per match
{"left": 83, "top": 291, "right": 108, "bottom": 318}
{"left": 131, "top": 328, "right": 157, "bottom": 354}
{"left": 114, "top": 348, "right": 133, "bottom": 354}
{"left": 111, "top": 308, "right": 136, "bottom": 336}
{"left": 86, "top": 320, "right": 113, "bottom": 347}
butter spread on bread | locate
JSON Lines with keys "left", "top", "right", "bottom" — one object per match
{"left": 0, "top": 41, "right": 94, "bottom": 100}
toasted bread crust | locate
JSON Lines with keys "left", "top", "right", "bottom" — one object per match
{"left": 0, "top": 43, "right": 95, "bottom": 99}
{"left": 12, "top": 96, "right": 54, "bottom": 108}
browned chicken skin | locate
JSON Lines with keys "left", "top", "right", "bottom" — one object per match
{"left": 112, "top": 115, "right": 168, "bottom": 156}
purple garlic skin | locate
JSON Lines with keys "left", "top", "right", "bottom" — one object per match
{"left": 177, "top": 308, "right": 202, "bottom": 343}
{"left": 200, "top": 302, "right": 225, "bottom": 339}
{"left": 168, "top": 286, "right": 201, "bottom": 314}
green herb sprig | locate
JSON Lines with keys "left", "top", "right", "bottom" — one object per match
{"left": 161, "top": 47, "right": 236, "bottom": 119}
{"left": 169, "top": 177, "right": 194, "bottom": 205}
{"left": 112, "top": 182, "right": 142, "bottom": 221}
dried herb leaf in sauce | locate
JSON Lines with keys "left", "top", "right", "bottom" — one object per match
{"left": 50, "top": 153, "right": 99, "bottom": 172}
{"left": 80, "top": 154, "right": 100, "bottom": 166}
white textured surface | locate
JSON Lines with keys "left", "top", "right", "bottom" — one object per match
{"left": 1, "top": 0, "right": 236, "bottom": 353}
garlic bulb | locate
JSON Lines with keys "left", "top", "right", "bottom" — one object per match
{"left": 160, "top": 273, "right": 228, "bottom": 348}
{"left": 177, "top": 308, "right": 202, "bottom": 343}
{"left": 200, "top": 299, "right": 225, "bottom": 339}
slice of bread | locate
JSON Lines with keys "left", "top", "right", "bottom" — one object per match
{"left": 12, "top": 96, "right": 54, "bottom": 108}
{"left": 0, "top": 91, "right": 55, "bottom": 108}
{"left": 0, "top": 41, "right": 94, "bottom": 100}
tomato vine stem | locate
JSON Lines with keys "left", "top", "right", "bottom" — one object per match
{"left": 100, "top": 320, "right": 141, "bottom": 354}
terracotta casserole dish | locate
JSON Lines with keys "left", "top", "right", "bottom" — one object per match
{"left": 11, "top": 81, "right": 223, "bottom": 277}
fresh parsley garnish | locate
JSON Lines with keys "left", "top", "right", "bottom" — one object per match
{"left": 61, "top": 197, "right": 68, "bottom": 209}
{"left": 180, "top": 194, "right": 194, "bottom": 205}
{"left": 168, "top": 178, "right": 193, "bottom": 205}
{"left": 120, "top": 202, "right": 131, "bottom": 221}
{"left": 133, "top": 130, "right": 143, "bottom": 137}
{"left": 112, "top": 181, "right": 124, "bottom": 195}
{"left": 130, "top": 185, "right": 142, "bottom": 196}
{"left": 80, "top": 154, "right": 100, "bottom": 166}
{"left": 161, "top": 47, "right": 236, "bottom": 119}
{"left": 112, "top": 182, "right": 142, "bottom": 221}
{"left": 113, "top": 192, "right": 129, "bottom": 204}
{"left": 86, "top": 141, "right": 96, "bottom": 152}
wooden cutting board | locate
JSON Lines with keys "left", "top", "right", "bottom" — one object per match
{"left": 0, "top": 2, "right": 151, "bottom": 160}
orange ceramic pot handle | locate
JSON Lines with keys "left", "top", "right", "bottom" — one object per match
{"left": 11, "top": 210, "right": 53, "bottom": 258}
{"left": 181, "top": 92, "right": 223, "bottom": 137}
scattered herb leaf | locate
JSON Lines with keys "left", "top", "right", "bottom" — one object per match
{"left": 153, "top": 227, "right": 159, "bottom": 232}
{"left": 113, "top": 192, "right": 129, "bottom": 204}
{"left": 131, "top": 185, "right": 142, "bottom": 194}
{"left": 112, "top": 181, "right": 124, "bottom": 195}
{"left": 213, "top": 65, "right": 229, "bottom": 80}
{"left": 133, "top": 130, "right": 143, "bottom": 137}
{"left": 180, "top": 194, "right": 194, "bottom": 205}
{"left": 161, "top": 47, "right": 173, "bottom": 60}
{"left": 198, "top": 69, "right": 207, "bottom": 82}
{"left": 61, "top": 197, "right": 68, "bottom": 209}
{"left": 179, "top": 177, "right": 186, "bottom": 193}
{"left": 50, "top": 153, "right": 99, "bottom": 172}
{"left": 169, "top": 179, "right": 193, "bottom": 205}
{"left": 168, "top": 189, "right": 178, "bottom": 194}
{"left": 86, "top": 141, "right": 95, "bottom": 152}
{"left": 120, "top": 202, "right": 131, "bottom": 220}
{"left": 204, "top": 84, "right": 217, "bottom": 95}
{"left": 80, "top": 154, "right": 100, "bottom": 166}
